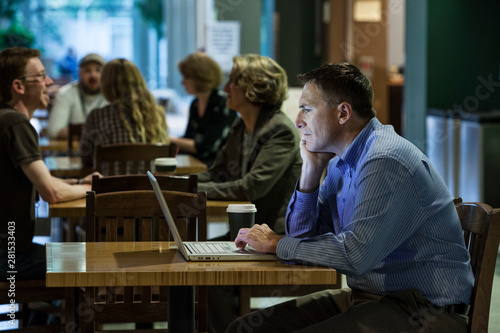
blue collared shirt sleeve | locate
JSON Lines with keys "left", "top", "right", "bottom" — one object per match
{"left": 284, "top": 183, "right": 319, "bottom": 237}
{"left": 280, "top": 155, "right": 429, "bottom": 274}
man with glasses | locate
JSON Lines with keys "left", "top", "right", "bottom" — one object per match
{"left": 0, "top": 47, "right": 95, "bottom": 282}
{"left": 48, "top": 53, "right": 107, "bottom": 139}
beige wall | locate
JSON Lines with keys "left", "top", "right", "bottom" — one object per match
{"left": 327, "top": 0, "right": 389, "bottom": 124}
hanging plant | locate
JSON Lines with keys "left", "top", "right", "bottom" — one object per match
{"left": 135, "top": 0, "right": 164, "bottom": 39}
{"left": 0, "top": 18, "right": 35, "bottom": 49}
{"left": 0, "top": 0, "right": 35, "bottom": 50}
{"left": 0, "top": 0, "right": 24, "bottom": 22}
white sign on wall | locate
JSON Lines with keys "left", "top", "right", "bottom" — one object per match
{"left": 354, "top": 0, "right": 382, "bottom": 22}
{"left": 206, "top": 21, "right": 241, "bottom": 73}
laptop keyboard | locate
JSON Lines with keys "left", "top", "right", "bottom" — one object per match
{"left": 188, "top": 243, "right": 234, "bottom": 254}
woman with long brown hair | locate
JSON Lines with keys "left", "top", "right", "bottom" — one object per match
{"left": 79, "top": 58, "right": 168, "bottom": 167}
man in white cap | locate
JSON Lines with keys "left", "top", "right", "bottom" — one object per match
{"left": 48, "top": 53, "right": 108, "bottom": 139}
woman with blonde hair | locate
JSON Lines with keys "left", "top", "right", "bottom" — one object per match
{"left": 79, "top": 58, "right": 169, "bottom": 167}
{"left": 171, "top": 52, "right": 236, "bottom": 166}
{"left": 200, "top": 54, "right": 302, "bottom": 332}
{"left": 199, "top": 54, "right": 301, "bottom": 234}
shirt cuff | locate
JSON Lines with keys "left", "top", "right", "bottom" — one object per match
{"left": 276, "top": 236, "right": 302, "bottom": 260}
{"left": 294, "top": 189, "right": 319, "bottom": 210}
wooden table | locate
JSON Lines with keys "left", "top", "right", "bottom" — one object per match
{"left": 39, "top": 137, "right": 75, "bottom": 154}
{"left": 46, "top": 241, "right": 338, "bottom": 332}
{"left": 49, "top": 197, "right": 250, "bottom": 221}
{"left": 45, "top": 154, "right": 207, "bottom": 178}
{"left": 48, "top": 189, "right": 248, "bottom": 242}
{"left": 159, "top": 154, "right": 207, "bottom": 174}
{"left": 45, "top": 156, "right": 86, "bottom": 178}
{"left": 46, "top": 242, "right": 337, "bottom": 287}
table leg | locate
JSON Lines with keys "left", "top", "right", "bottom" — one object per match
{"left": 168, "top": 286, "right": 195, "bottom": 332}
{"left": 51, "top": 217, "right": 62, "bottom": 242}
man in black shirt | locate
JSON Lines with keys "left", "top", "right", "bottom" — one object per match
{"left": 0, "top": 47, "right": 94, "bottom": 281}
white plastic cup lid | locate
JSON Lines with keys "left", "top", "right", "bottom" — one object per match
{"left": 227, "top": 204, "right": 257, "bottom": 213}
{"left": 154, "top": 157, "right": 177, "bottom": 166}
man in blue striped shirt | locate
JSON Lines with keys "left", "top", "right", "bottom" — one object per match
{"left": 230, "top": 63, "right": 474, "bottom": 333}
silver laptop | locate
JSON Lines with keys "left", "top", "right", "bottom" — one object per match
{"left": 147, "top": 171, "right": 276, "bottom": 261}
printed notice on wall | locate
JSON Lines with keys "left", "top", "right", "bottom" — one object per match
{"left": 354, "top": 0, "right": 382, "bottom": 22}
{"left": 206, "top": 21, "right": 241, "bottom": 73}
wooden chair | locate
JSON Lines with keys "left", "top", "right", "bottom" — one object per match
{"left": 85, "top": 173, "right": 204, "bottom": 241}
{"left": 94, "top": 142, "right": 178, "bottom": 176}
{"left": 454, "top": 198, "right": 500, "bottom": 333}
{"left": 91, "top": 174, "right": 205, "bottom": 331}
{"left": 80, "top": 189, "right": 207, "bottom": 332}
{"left": 67, "top": 174, "right": 200, "bottom": 242}
{"left": 0, "top": 280, "right": 74, "bottom": 332}
{"left": 67, "top": 123, "right": 83, "bottom": 156}
{"left": 64, "top": 141, "right": 179, "bottom": 241}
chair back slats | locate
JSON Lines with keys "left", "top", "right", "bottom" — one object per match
{"left": 140, "top": 218, "right": 153, "bottom": 241}
{"left": 142, "top": 286, "right": 152, "bottom": 303}
{"left": 106, "top": 217, "right": 118, "bottom": 242}
{"left": 174, "top": 217, "right": 189, "bottom": 241}
{"left": 160, "top": 286, "right": 168, "bottom": 302}
{"left": 123, "top": 218, "right": 135, "bottom": 241}
{"left": 466, "top": 232, "right": 482, "bottom": 272}
{"left": 90, "top": 173, "right": 199, "bottom": 242}
{"left": 454, "top": 200, "right": 500, "bottom": 333}
{"left": 123, "top": 286, "right": 134, "bottom": 303}
{"left": 457, "top": 204, "right": 489, "bottom": 235}
{"left": 86, "top": 190, "right": 206, "bottom": 242}
{"left": 95, "top": 143, "right": 178, "bottom": 176}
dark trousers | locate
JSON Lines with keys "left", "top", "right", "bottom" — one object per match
{"left": 0, "top": 243, "right": 53, "bottom": 326}
{"left": 208, "top": 232, "right": 242, "bottom": 333}
{"left": 0, "top": 243, "right": 46, "bottom": 281}
{"left": 226, "top": 288, "right": 468, "bottom": 333}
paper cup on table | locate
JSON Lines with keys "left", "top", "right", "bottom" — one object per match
{"left": 226, "top": 204, "right": 257, "bottom": 241}
{"left": 154, "top": 157, "right": 177, "bottom": 172}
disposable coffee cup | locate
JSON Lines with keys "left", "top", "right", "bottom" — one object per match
{"left": 226, "top": 204, "right": 257, "bottom": 241}
{"left": 154, "top": 157, "right": 177, "bottom": 172}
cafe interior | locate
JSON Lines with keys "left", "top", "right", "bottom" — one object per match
{"left": 1, "top": 0, "right": 499, "bottom": 332}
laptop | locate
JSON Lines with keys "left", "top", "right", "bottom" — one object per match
{"left": 147, "top": 171, "right": 277, "bottom": 261}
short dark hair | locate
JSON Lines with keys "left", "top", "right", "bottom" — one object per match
{"left": 0, "top": 47, "right": 41, "bottom": 102}
{"left": 298, "top": 62, "right": 375, "bottom": 119}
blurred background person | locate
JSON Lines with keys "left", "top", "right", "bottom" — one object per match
{"left": 58, "top": 47, "right": 77, "bottom": 80}
{"left": 201, "top": 54, "right": 302, "bottom": 332}
{"left": 48, "top": 53, "right": 107, "bottom": 139}
{"left": 79, "top": 58, "right": 169, "bottom": 168}
{"left": 170, "top": 52, "right": 237, "bottom": 167}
